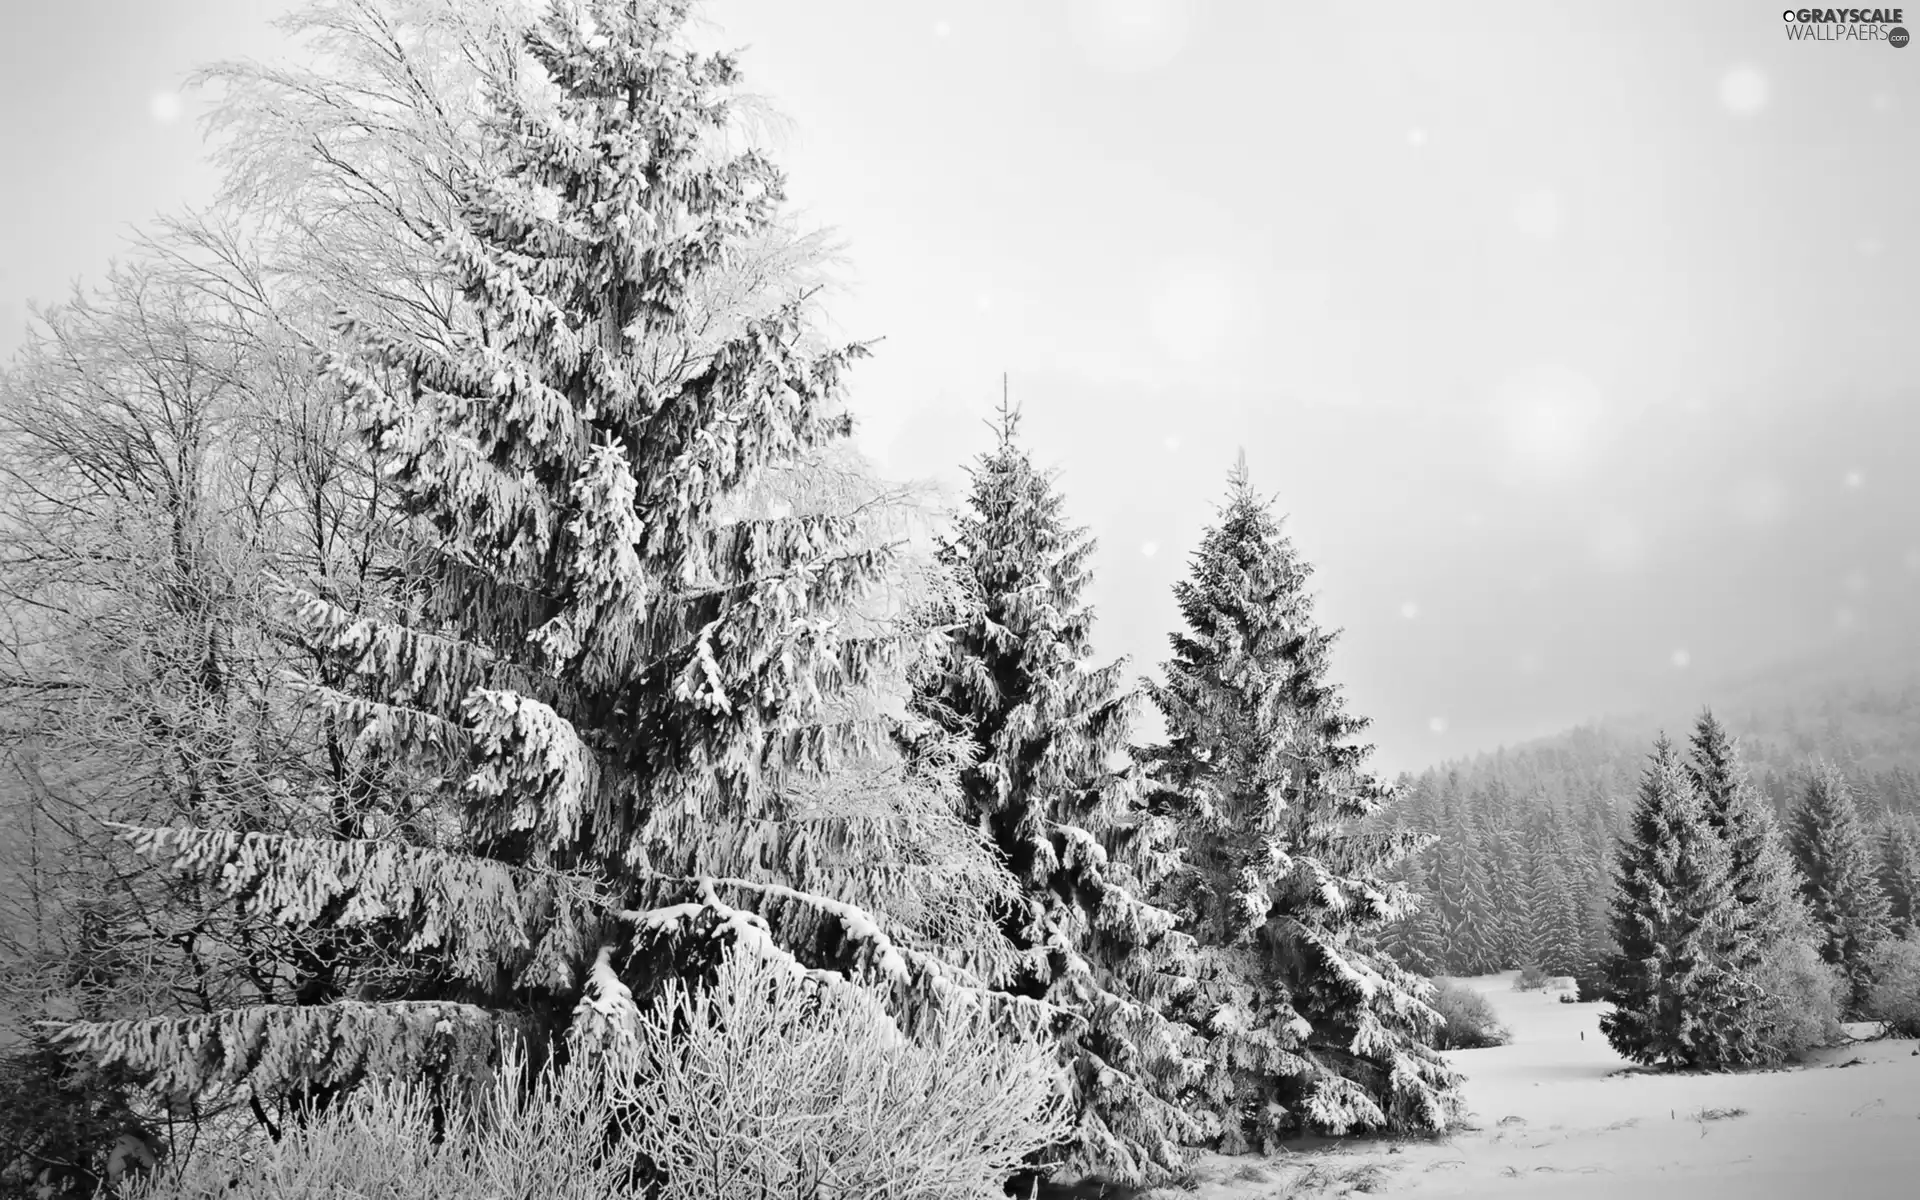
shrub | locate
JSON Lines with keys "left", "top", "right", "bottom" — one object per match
{"left": 129, "top": 950, "right": 1071, "bottom": 1200}
{"left": 126, "top": 1052, "right": 632, "bottom": 1200}
{"left": 1512, "top": 964, "right": 1550, "bottom": 992}
{"left": 1747, "top": 937, "right": 1847, "bottom": 1063}
{"left": 1428, "top": 980, "right": 1510, "bottom": 1050}
{"left": 1864, "top": 934, "right": 1920, "bottom": 1037}
{"left": 617, "top": 950, "right": 1070, "bottom": 1200}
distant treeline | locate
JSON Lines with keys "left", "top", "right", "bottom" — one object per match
{"left": 1374, "top": 681, "right": 1920, "bottom": 989}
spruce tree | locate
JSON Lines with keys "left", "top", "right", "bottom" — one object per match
{"left": 1523, "top": 834, "right": 1583, "bottom": 978}
{"left": 1146, "top": 456, "right": 1460, "bottom": 1146}
{"left": 1600, "top": 737, "right": 1753, "bottom": 1069}
{"left": 57, "top": 0, "right": 1024, "bottom": 1115}
{"left": 917, "top": 402, "right": 1203, "bottom": 1183}
{"left": 1791, "top": 763, "right": 1893, "bottom": 1010}
{"left": 1880, "top": 814, "right": 1920, "bottom": 938}
{"left": 1379, "top": 856, "right": 1448, "bottom": 978}
{"left": 1433, "top": 839, "right": 1498, "bottom": 975}
{"left": 1686, "top": 711, "right": 1813, "bottom": 963}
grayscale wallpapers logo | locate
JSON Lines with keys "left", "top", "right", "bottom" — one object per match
{"left": 1781, "top": 7, "right": 1910, "bottom": 43}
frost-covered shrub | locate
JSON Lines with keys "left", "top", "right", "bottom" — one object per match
{"left": 1864, "top": 934, "right": 1920, "bottom": 1037}
{"left": 1512, "top": 964, "right": 1550, "bottom": 992}
{"left": 1428, "top": 981, "right": 1509, "bottom": 1050}
{"left": 618, "top": 950, "right": 1071, "bottom": 1200}
{"left": 125, "top": 1044, "right": 635, "bottom": 1200}
{"left": 1747, "top": 937, "right": 1846, "bottom": 1062}
{"left": 127, "top": 950, "right": 1070, "bottom": 1200}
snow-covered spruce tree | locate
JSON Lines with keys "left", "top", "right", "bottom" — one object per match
{"left": 1686, "top": 711, "right": 1811, "bottom": 952}
{"left": 1522, "top": 833, "right": 1584, "bottom": 979}
{"left": 56, "top": 0, "right": 1041, "bottom": 1123}
{"left": 1790, "top": 763, "right": 1892, "bottom": 1012}
{"left": 1431, "top": 837, "right": 1498, "bottom": 975}
{"left": 1378, "top": 856, "right": 1448, "bottom": 978}
{"left": 915, "top": 402, "right": 1205, "bottom": 1184}
{"left": 1685, "top": 712, "right": 1833, "bottom": 1060}
{"left": 1144, "top": 456, "right": 1459, "bottom": 1149}
{"left": 1599, "top": 737, "right": 1755, "bottom": 1069}
{"left": 1880, "top": 813, "right": 1920, "bottom": 938}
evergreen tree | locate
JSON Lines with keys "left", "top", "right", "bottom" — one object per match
{"left": 1600, "top": 737, "right": 1754, "bottom": 1069}
{"left": 917, "top": 402, "right": 1203, "bottom": 1182}
{"left": 1379, "top": 856, "right": 1448, "bottom": 978}
{"left": 1686, "top": 711, "right": 1813, "bottom": 964}
{"left": 1790, "top": 763, "right": 1893, "bottom": 1011}
{"left": 1524, "top": 835, "right": 1583, "bottom": 977}
{"left": 1880, "top": 814, "right": 1920, "bottom": 938}
{"left": 1146, "top": 456, "right": 1460, "bottom": 1147}
{"left": 1433, "top": 839, "right": 1498, "bottom": 975}
{"left": 57, "top": 0, "right": 1024, "bottom": 1117}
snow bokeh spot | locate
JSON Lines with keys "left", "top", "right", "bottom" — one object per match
{"left": 1670, "top": 648, "right": 1691, "bottom": 669}
{"left": 1148, "top": 263, "right": 1240, "bottom": 365}
{"left": 1428, "top": 716, "right": 1448, "bottom": 735}
{"left": 1494, "top": 365, "right": 1605, "bottom": 478}
{"left": 934, "top": 19, "right": 952, "bottom": 37}
{"left": 1727, "top": 477, "right": 1788, "bottom": 526}
{"left": 1588, "top": 515, "right": 1647, "bottom": 572}
{"left": 1068, "top": 0, "right": 1193, "bottom": 73}
{"left": 1516, "top": 652, "right": 1544, "bottom": 674}
{"left": 1164, "top": 435, "right": 1181, "bottom": 452}
{"left": 1719, "top": 66, "right": 1769, "bottom": 116}
{"left": 1140, "top": 541, "right": 1158, "bottom": 557}
{"left": 150, "top": 91, "right": 183, "bottom": 124}
{"left": 1399, "top": 600, "right": 1419, "bottom": 620}
{"left": 1406, "top": 126, "right": 1428, "bottom": 147}
{"left": 1843, "top": 569, "right": 1869, "bottom": 595}
{"left": 1835, "top": 606, "right": 1857, "bottom": 630}
{"left": 1844, "top": 469, "right": 1865, "bottom": 490}
{"left": 1513, "top": 188, "right": 1563, "bottom": 241}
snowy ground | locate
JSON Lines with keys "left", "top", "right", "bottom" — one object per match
{"left": 1166, "top": 972, "right": 1920, "bottom": 1199}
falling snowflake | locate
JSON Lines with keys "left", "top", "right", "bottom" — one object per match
{"left": 1428, "top": 716, "right": 1448, "bottom": 735}
{"left": 1399, "top": 601, "right": 1419, "bottom": 620}
{"left": 1671, "top": 648, "right": 1691, "bottom": 669}
{"left": 1513, "top": 188, "right": 1563, "bottom": 241}
{"left": 1496, "top": 364, "right": 1605, "bottom": 478}
{"left": 1588, "top": 516, "right": 1647, "bottom": 572}
{"left": 150, "top": 91, "right": 183, "bottom": 124}
{"left": 1728, "top": 477, "right": 1788, "bottom": 525}
{"left": 1844, "top": 470, "right": 1865, "bottom": 489}
{"left": 1843, "top": 570, "right": 1869, "bottom": 594}
{"left": 1719, "top": 66, "right": 1768, "bottom": 116}
{"left": 1836, "top": 607, "right": 1857, "bottom": 630}
{"left": 1164, "top": 435, "right": 1181, "bottom": 452}
{"left": 1140, "top": 541, "right": 1158, "bottom": 557}
{"left": 933, "top": 19, "right": 952, "bottom": 37}
{"left": 1148, "top": 264, "right": 1239, "bottom": 364}
{"left": 1067, "top": 0, "right": 1192, "bottom": 73}
{"left": 1406, "top": 126, "right": 1429, "bottom": 147}
{"left": 1517, "top": 652, "right": 1543, "bottom": 674}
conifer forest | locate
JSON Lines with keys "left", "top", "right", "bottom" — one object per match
{"left": 2, "top": 2, "right": 1917, "bottom": 1198}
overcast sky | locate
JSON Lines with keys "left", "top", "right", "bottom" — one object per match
{"left": 2, "top": 0, "right": 1916, "bottom": 774}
